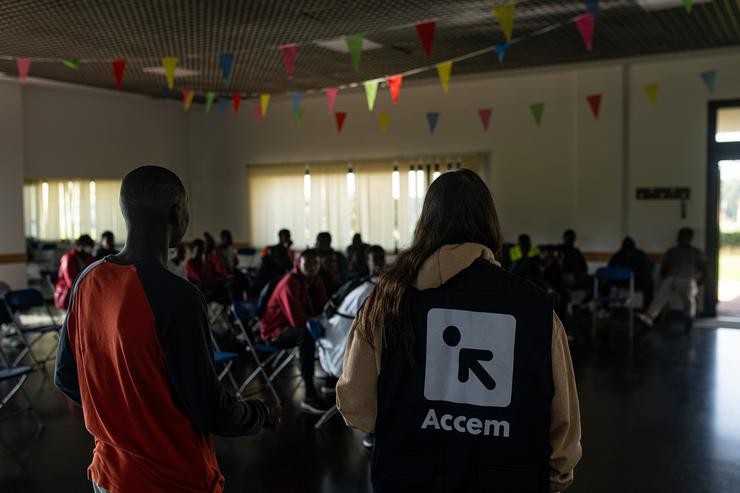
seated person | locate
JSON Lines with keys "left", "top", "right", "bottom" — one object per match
{"left": 319, "top": 252, "right": 342, "bottom": 297}
{"left": 509, "top": 234, "right": 544, "bottom": 288}
{"left": 95, "top": 231, "right": 118, "bottom": 260}
{"left": 317, "top": 245, "right": 385, "bottom": 379}
{"left": 186, "top": 238, "right": 226, "bottom": 299}
{"left": 260, "top": 249, "right": 328, "bottom": 414}
{"left": 638, "top": 227, "right": 706, "bottom": 331}
{"left": 250, "top": 242, "right": 293, "bottom": 298}
{"left": 167, "top": 243, "right": 187, "bottom": 279}
{"left": 316, "top": 232, "right": 349, "bottom": 283}
{"left": 54, "top": 234, "right": 95, "bottom": 309}
{"left": 260, "top": 229, "right": 295, "bottom": 273}
{"left": 609, "top": 236, "right": 654, "bottom": 307}
{"left": 346, "top": 233, "right": 370, "bottom": 279}
{"left": 558, "top": 229, "right": 588, "bottom": 280}
{"left": 216, "top": 229, "right": 239, "bottom": 274}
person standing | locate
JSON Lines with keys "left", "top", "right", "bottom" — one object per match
{"left": 337, "top": 169, "right": 581, "bottom": 493}
{"left": 54, "top": 234, "right": 95, "bottom": 309}
{"left": 55, "top": 166, "right": 278, "bottom": 493}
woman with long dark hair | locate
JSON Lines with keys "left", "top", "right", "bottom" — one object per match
{"left": 337, "top": 169, "right": 581, "bottom": 492}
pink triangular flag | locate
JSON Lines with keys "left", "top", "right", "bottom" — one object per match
{"left": 335, "top": 112, "right": 347, "bottom": 134}
{"left": 326, "top": 87, "right": 338, "bottom": 114}
{"left": 16, "top": 57, "right": 31, "bottom": 85}
{"left": 478, "top": 108, "right": 492, "bottom": 131}
{"left": 387, "top": 75, "right": 403, "bottom": 105}
{"left": 586, "top": 94, "right": 602, "bottom": 118}
{"left": 112, "top": 59, "right": 126, "bottom": 89}
{"left": 279, "top": 44, "right": 299, "bottom": 79}
{"left": 254, "top": 103, "right": 263, "bottom": 123}
{"left": 575, "top": 13, "right": 595, "bottom": 51}
{"left": 232, "top": 94, "right": 242, "bottom": 114}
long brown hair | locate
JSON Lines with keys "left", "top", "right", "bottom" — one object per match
{"left": 356, "top": 169, "right": 503, "bottom": 361}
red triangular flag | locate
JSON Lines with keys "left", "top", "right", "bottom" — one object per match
{"left": 335, "top": 112, "right": 347, "bottom": 134}
{"left": 388, "top": 74, "right": 403, "bottom": 105}
{"left": 416, "top": 20, "right": 436, "bottom": 57}
{"left": 478, "top": 108, "right": 492, "bottom": 131}
{"left": 586, "top": 94, "right": 602, "bottom": 118}
{"left": 232, "top": 94, "right": 242, "bottom": 114}
{"left": 112, "top": 59, "right": 126, "bottom": 89}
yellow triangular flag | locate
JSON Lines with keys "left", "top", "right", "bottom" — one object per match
{"left": 163, "top": 56, "right": 178, "bottom": 90}
{"left": 379, "top": 112, "right": 390, "bottom": 133}
{"left": 644, "top": 83, "right": 659, "bottom": 106}
{"left": 493, "top": 2, "right": 516, "bottom": 43}
{"left": 436, "top": 61, "right": 453, "bottom": 93}
{"left": 260, "top": 93, "right": 270, "bottom": 117}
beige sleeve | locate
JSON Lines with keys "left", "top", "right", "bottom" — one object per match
{"left": 335, "top": 320, "right": 382, "bottom": 433}
{"left": 549, "top": 314, "right": 582, "bottom": 492}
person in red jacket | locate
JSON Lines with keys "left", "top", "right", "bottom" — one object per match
{"left": 186, "top": 238, "right": 227, "bottom": 300}
{"left": 54, "top": 234, "right": 95, "bottom": 309}
{"left": 261, "top": 249, "right": 329, "bottom": 414}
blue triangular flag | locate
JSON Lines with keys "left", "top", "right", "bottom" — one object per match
{"left": 292, "top": 92, "right": 303, "bottom": 114}
{"left": 217, "top": 98, "right": 229, "bottom": 114}
{"left": 161, "top": 86, "right": 170, "bottom": 100}
{"left": 219, "top": 52, "right": 235, "bottom": 85}
{"left": 586, "top": 0, "right": 599, "bottom": 17}
{"left": 700, "top": 70, "right": 716, "bottom": 94}
{"left": 426, "top": 112, "right": 440, "bottom": 134}
{"left": 495, "top": 44, "right": 510, "bottom": 63}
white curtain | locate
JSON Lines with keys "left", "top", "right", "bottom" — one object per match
{"left": 23, "top": 179, "right": 125, "bottom": 241}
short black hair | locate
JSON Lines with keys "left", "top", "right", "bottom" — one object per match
{"left": 300, "top": 248, "right": 320, "bottom": 260}
{"left": 368, "top": 245, "right": 385, "bottom": 258}
{"left": 101, "top": 231, "right": 114, "bottom": 240}
{"left": 316, "top": 232, "right": 332, "bottom": 242}
{"left": 278, "top": 228, "right": 290, "bottom": 237}
{"left": 120, "top": 165, "right": 186, "bottom": 223}
{"left": 678, "top": 227, "right": 694, "bottom": 241}
{"left": 76, "top": 234, "right": 94, "bottom": 248}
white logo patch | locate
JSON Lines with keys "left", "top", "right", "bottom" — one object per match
{"left": 424, "top": 308, "right": 516, "bottom": 407}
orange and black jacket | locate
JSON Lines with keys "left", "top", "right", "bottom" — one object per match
{"left": 55, "top": 258, "right": 267, "bottom": 493}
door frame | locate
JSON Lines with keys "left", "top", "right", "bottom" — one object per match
{"left": 706, "top": 100, "right": 740, "bottom": 317}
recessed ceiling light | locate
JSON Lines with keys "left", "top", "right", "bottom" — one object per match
{"left": 636, "top": 0, "right": 710, "bottom": 10}
{"left": 315, "top": 37, "right": 382, "bottom": 53}
{"left": 142, "top": 66, "right": 199, "bottom": 77}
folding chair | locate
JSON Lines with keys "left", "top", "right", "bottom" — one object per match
{"left": 209, "top": 331, "right": 241, "bottom": 393}
{"left": 307, "top": 320, "right": 340, "bottom": 430}
{"left": 229, "top": 301, "right": 292, "bottom": 404}
{"left": 592, "top": 266, "right": 635, "bottom": 339}
{"left": 2, "top": 289, "right": 61, "bottom": 367}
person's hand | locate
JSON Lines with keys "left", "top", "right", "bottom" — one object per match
{"left": 263, "top": 400, "right": 281, "bottom": 431}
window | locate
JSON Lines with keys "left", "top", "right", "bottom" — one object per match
{"left": 23, "top": 179, "right": 126, "bottom": 241}
{"left": 246, "top": 156, "right": 483, "bottom": 251}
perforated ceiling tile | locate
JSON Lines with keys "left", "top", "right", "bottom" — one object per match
{"left": 0, "top": 0, "right": 737, "bottom": 99}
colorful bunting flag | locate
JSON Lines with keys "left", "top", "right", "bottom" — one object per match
{"left": 426, "top": 112, "right": 440, "bottom": 134}
{"left": 575, "top": 13, "right": 595, "bottom": 51}
{"left": 586, "top": 0, "right": 599, "bottom": 18}
{"left": 586, "top": 94, "right": 602, "bottom": 118}
{"left": 700, "top": 70, "right": 716, "bottom": 94}
{"left": 112, "top": 59, "right": 126, "bottom": 89}
{"left": 495, "top": 44, "right": 510, "bottom": 63}
{"left": 260, "top": 93, "right": 271, "bottom": 117}
{"left": 163, "top": 57, "right": 178, "bottom": 90}
{"left": 182, "top": 90, "right": 195, "bottom": 112}
{"left": 493, "top": 2, "right": 516, "bottom": 44}
{"left": 530, "top": 103, "right": 545, "bottom": 127}
{"left": 294, "top": 109, "right": 304, "bottom": 127}
{"left": 63, "top": 58, "right": 80, "bottom": 70}
{"left": 217, "top": 98, "right": 229, "bottom": 114}
{"left": 387, "top": 75, "right": 403, "bottom": 105}
{"left": 478, "top": 108, "right": 492, "bottom": 131}
{"left": 346, "top": 35, "right": 364, "bottom": 72}
{"left": 436, "top": 61, "right": 453, "bottom": 93}
{"left": 379, "top": 112, "right": 390, "bottom": 133}
{"left": 335, "top": 112, "right": 347, "bottom": 134}
{"left": 161, "top": 86, "right": 171, "bottom": 100}
{"left": 683, "top": 0, "right": 693, "bottom": 13}
{"left": 16, "top": 57, "right": 30, "bottom": 85}
{"left": 254, "top": 103, "right": 263, "bottom": 123}
{"left": 232, "top": 94, "right": 242, "bottom": 114}
{"left": 326, "top": 87, "right": 339, "bottom": 114}
{"left": 219, "top": 53, "right": 234, "bottom": 85}
{"left": 279, "top": 44, "right": 299, "bottom": 79}
{"left": 415, "top": 20, "right": 436, "bottom": 57}
{"left": 644, "top": 83, "right": 659, "bottom": 106}
{"left": 205, "top": 92, "right": 217, "bottom": 113}
{"left": 364, "top": 80, "right": 379, "bottom": 111}
{"left": 292, "top": 92, "right": 303, "bottom": 115}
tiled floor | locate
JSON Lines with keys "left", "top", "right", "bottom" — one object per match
{"left": 2, "top": 316, "right": 740, "bottom": 493}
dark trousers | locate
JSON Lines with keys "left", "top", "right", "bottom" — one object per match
{"left": 272, "top": 326, "right": 317, "bottom": 400}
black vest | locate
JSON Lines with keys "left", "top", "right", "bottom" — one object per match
{"left": 373, "top": 260, "right": 554, "bottom": 493}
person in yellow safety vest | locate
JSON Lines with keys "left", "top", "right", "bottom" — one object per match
{"left": 509, "top": 234, "right": 544, "bottom": 287}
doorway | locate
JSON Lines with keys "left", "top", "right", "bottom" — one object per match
{"left": 707, "top": 101, "right": 740, "bottom": 317}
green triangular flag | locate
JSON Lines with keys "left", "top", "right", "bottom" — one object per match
{"left": 294, "top": 109, "right": 304, "bottom": 127}
{"left": 205, "top": 92, "right": 216, "bottom": 113}
{"left": 530, "top": 103, "right": 544, "bottom": 127}
{"left": 63, "top": 58, "right": 80, "bottom": 70}
{"left": 346, "top": 34, "right": 363, "bottom": 72}
{"left": 683, "top": 0, "right": 693, "bottom": 13}
{"left": 364, "top": 80, "right": 379, "bottom": 111}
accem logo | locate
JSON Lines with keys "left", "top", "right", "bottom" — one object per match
{"left": 420, "top": 408, "right": 510, "bottom": 438}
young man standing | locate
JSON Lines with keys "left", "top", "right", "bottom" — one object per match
{"left": 55, "top": 166, "right": 278, "bottom": 493}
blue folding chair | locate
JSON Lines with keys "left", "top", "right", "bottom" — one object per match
{"left": 2, "top": 289, "right": 61, "bottom": 367}
{"left": 592, "top": 266, "right": 635, "bottom": 339}
{"left": 209, "top": 331, "right": 241, "bottom": 393}
{"left": 307, "top": 319, "right": 340, "bottom": 429}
